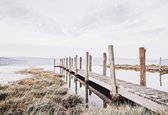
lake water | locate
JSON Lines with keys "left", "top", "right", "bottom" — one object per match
{"left": 0, "top": 57, "right": 168, "bottom": 108}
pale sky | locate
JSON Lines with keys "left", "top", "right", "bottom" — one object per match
{"left": 0, "top": 0, "right": 168, "bottom": 59}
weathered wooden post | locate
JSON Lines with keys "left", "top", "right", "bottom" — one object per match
{"left": 72, "top": 58, "right": 73, "bottom": 68}
{"left": 75, "top": 55, "right": 78, "bottom": 94}
{"left": 139, "top": 47, "right": 146, "bottom": 86}
{"left": 79, "top": 57, "right": 82, "bottom": 88}
{"left": 108, "top": 45, "right": 118, "bottom": 98}
{"left": 60, "top": 59, "right": 62, "bottom": 74}
{"left": 69, "top": 57, "right": 71, "bottom": 88}
{"left": 103, "top": 52, "right": 107, "bottom": 108}
{"left": 159, "top": 57, "right": 162, "bottom": 74}
{"left": 159, "top": 57, "right": 162, "bottom": 86}
{"left": 66, "top": 57, "right": 68, "bottom": 83}
{"left": 89, "top": 55, "right": 92, "bottom": 95}
{"left": 63, "top": 58, "right": 65, "bottom": 74}
{"left": 103, "top": 52, "right": 107, "bottom": 76}
{"left": 85, "top": 52, "right": 89, "bottom": 108}
{"left": 89, "top": 55, "right": 92, "bottom": 72}
{"left": 63, "top": 58, "right": 65, "bottom": 77}
{"left": 54, "top": 58, "right": 56, "bottom": 73}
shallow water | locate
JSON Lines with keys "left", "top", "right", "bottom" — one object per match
{"left": 0, "top": 64, "right": 168, "bottom": 108}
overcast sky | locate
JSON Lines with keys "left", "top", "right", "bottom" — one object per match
{"left": 0, "top": 0, "right": 168, "bottom": 59}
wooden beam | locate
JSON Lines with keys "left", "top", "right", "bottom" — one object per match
{"left": 103, "top": 52, "right": 107, "bottom": 76}
{"left": 139, "top": 47, "right": 146, "bottom": 86}
{"left": 108, "top": 45, "right": 118, "bottom": 97}
{"left": 85, "top": 52, "right": 89, "bottom": 108}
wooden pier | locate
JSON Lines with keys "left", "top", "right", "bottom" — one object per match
{"left": 54, "top": 45, "right": 168, "bottom": 114}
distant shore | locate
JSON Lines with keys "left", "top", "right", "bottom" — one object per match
{"left": 107, "top": 64, "right": 168, "bottom": 74}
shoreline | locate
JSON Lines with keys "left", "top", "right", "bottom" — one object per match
{"left": 106, "top": 64, "right": 168, "bottom": 74}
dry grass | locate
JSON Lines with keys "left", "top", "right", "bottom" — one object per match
{"left": 0, "top": 68, "right": 165, "bottom": 115}
{"left": 83, "top": 104, "right": 157, "bottom": 115}
{"left": 0, "top": 68, "right": 83, "bottom": 115}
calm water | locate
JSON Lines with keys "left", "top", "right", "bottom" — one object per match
{"left": 0, "top": 57, "right": 168, "bottom": 108}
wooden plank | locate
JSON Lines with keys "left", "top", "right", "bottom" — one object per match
{"left": 118, "top": 88, "right": 166, "bottom": 114}
{"left": 57, "top": 66, "right": 168, "bottom": 113}
{"left": 108, "top": 45, "right": 118, "bottom": 97}
{"left": 139, "top": 47, "right": 146, "bottom": 86}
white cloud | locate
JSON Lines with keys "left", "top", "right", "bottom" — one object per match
{"left": 0, "top": 0, "right": 168, "bottom": 58}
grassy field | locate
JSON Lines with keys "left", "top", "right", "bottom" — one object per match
{"left": 0, "top": 68, "right": 160, "bottom": 115}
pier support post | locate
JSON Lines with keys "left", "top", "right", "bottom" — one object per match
{"left": 66, "top": 58, "right": 68, "bottom": 83}
{"left": 85, "top": 52, "right": 89, "bottom": 108}
{"left": 79, "top": 57, "right": 82, "bottom": 87}
{"left": 103, "top": 52, "right": 107, "bottom": 76}
{"left": 108, "top": 45, "right": 118, "bottom": 98}
{"left": 139, "top": 47, "right": 146, "bottom": 86}
{"left": 60, "top": 59, "right": 62, "bottom": 74}
{"left": 103, "top": 52, "right": 107, "bottom": 108}
{"left": 159, "top": 57, "right": 162, "bottom": 86}
{"left": 69, "top": 57, "right": 71, "bottom": 88}
{"left": 75, "top": 55, "right": 78, "bottom": 94}
{"left": 63, "top": 58, "right": 65, "bottom": 77}
{"left": 72, "top": 58, "right": 73, "bottom": 68}
{"left": 89, "top": 55, "right": 92, "bottom": 95}
{"left": 54, "top": 58, "right": 56, "bottom": 73}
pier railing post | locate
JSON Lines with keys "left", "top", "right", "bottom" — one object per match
{"left": 85, "top": 52, "right": 89, "bottom": 108}
{"left": 139, "top": 47, "right": 146, "bottom": 86}
{"left": 66, "top": 57, "right": 68, "bottom": 83}
{"left": 69, "top": 57, "right": 71, "bottom": 88}
{"left": 103, "top": 52, "right": 107, "bottom": 76}
{"left": 79, "top": 57, "right": 82, "bottom": 88}
{"left": 54, "top": 58, "right": 56, "bottom": 73}
{"left": 60, "top": 59, "right": 62, "bottom": 74}
{"left": 159, "top": 57, "right": 162, "bottom": 86}
{"left": 80, "top": 57, "right": 82, "bottom": 69}
{"left": 72, "top": 58, "right": 73, "bottom": 68}
{"left": 108, "top": 45, "right": 118, "bottom": 98}
{"left": 89, "top": 55, "right": 92, "bottom": 95}
{"left": 75, "top": 55, "right": 78, "bottom": 94}
{"left": 63, "top": 58, "right": 65, "bottom": 77}
{"left": 103, "top": 52, "right": 107, "bottom": 108}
